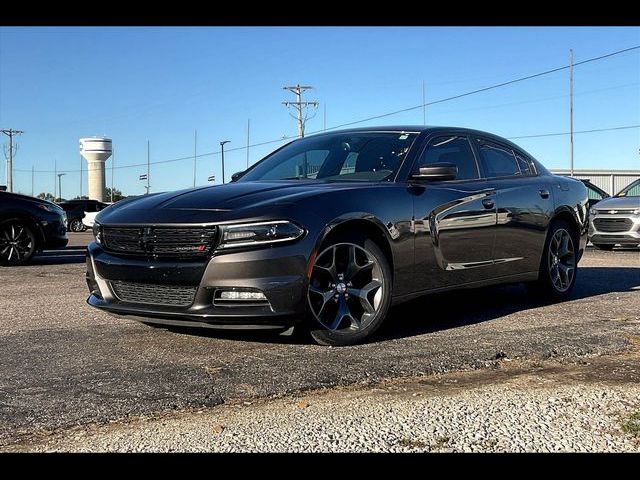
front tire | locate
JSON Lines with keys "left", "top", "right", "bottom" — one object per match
{"left": 530, "top": 220, "right": 578, "bottom": 300}
{"left": 306, "top": 234, "right": 392, "bottom": 346}
{"left": 0, "top": 219, "right": 37, "bottom": 266}
{"left": 592, "top": 243, "right": 614, "bottom": 251}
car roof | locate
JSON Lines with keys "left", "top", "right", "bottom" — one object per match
{"left": 305, "top": 125, "right": 528, "bottom": 151}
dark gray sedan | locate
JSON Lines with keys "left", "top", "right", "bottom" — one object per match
{"left": 86, "top": 126, "right": 589, "bottom": 346}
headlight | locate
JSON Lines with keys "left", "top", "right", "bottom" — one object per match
{"left": 92, "top": 222, "right": 102, "bottom": 245}
{"left": 217, "top": 220, "right": 304, "bottom": 249}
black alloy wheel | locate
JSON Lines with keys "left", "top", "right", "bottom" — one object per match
{"left": 69, "top": 218, "right": 86, "bottom": 232}
{"left": 307, "top": 236, "right": 392, "bottom": 346}
{"left": 530, "top": 220, "right": 578, "bottom": 300}
{"left": 0, "top": 219, "right": 37, "bottom": 266}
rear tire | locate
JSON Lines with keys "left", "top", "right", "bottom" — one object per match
{"left": 529, "top": 220, "right": 578, "bottom": 301}
{"left": 0, "top": 218, "right": 37, "bottom": 266}
{"left": 305, "top": 233, "right": 392, "bottom": 346}
{"left": 592, "top": 243, "right": 614, "bottom": 251}
{"left": 69, "top": 218, "right": 86, "bottom": 232}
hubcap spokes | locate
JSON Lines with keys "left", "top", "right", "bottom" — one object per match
{"left": 0, "top": 222, "right": 33, "bottom": 263}
{"left": 548, "top": 229, "right": 575, "bottom": 292}
{"left": 308, "top": 243, "right": 383, "bottom": 332}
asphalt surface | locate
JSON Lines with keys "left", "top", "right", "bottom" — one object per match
{"left": 1, "top": 232, "right": 639, "bottom": 447}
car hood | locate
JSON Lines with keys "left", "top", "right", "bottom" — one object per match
{"left": 0, "top": 191, "right": 62, "bottom": 210}
{"left": 98, "top": 181, "right": 371, "bottom": 224}
{"left": 593, "top": 196, "right": 640, "bottom": 210}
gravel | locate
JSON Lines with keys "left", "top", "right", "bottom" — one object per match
{"left": 1, "top": 235, "right": 639, "bottom": 448}
{"left": 8, "top": 360, "right": 640, "bottom": 452}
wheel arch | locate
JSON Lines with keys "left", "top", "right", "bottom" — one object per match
{"left": 311, "top": 215, "right": 395, "bottom": 281}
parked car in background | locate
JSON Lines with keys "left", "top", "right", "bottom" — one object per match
{"left": 86, "top": 126, "right": 589, "bottom": 346}
{"left": 82, "top": 204, "right": 113, "bottom": 229}
{"left": 580, "top": 179, "right": 610, "bottom": 209}
{"left": 588, "top": 178, "right": 640, "bottom": 250}
{"left": 59, "top": 199, "right": 110, "bottom": 232}
{"left": 0, "top": 191, "right": 68, "bottom": 266}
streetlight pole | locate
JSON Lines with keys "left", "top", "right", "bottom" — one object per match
{"left": 57, "top": 173, "right": 66, "bottom": 201}
{"left": 220, "top": 140, "right": 230, "bottom": 184}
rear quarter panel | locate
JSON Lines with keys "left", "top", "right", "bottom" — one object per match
{"left": 552, "top": 175, "right": 589, "bottom": 256}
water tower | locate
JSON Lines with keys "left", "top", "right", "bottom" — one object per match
{"left": 79, "top": 137, "right": 112, "bottom": 202}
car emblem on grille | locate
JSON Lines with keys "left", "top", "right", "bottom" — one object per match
{"left": 608, "top": 210, "right": 618, "bottom": 214}
{"left": 140, "top": 227, "right": 154, "bottom": 252}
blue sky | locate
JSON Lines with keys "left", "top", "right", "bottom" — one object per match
{"left": 0, "top": 26, "right": 639, "bottom": 198}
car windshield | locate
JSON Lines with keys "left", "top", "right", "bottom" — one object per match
{"left": 239, "top": 131, "right": 419, "bottom": 182}
{"left": 616, "top": 179, "right": 640, "bottom": 197}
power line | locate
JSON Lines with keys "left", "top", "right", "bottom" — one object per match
{"left": 14, "top": 45, "right": 640, "bottom": 175}
{"left": 321, "top": 45, "right": 640, "bottom": 131}
{"left": 507, "top": 124, "right": 640, "bottom": 140}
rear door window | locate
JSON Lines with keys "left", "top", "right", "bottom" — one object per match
{"left": 476, "top": 139, "right": 520, "bottom": 178}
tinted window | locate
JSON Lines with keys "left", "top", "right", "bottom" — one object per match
{"left": 476, "top": 140, "right": 520, "bottom": 178}
{"left": 240, "top": 132, "right": 419, "bottom": 183}
{"left": 515, "top": 153, "right": 532, "bottom": 176}
{"left": 586, "top": 185, "right": 605, "bottom": 200}
{"left": 618, "top": 179, "right": 640, "bottom": 197}
{"left": 417, "top": 136, "right": 478, "bottom": 180}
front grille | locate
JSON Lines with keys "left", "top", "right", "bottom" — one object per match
{"left": 102, "top": 226, "right": 217, "bottom": 257}
{"left": 593, "top": 218, "right": 633, "bottom": 233}
{"left": 111, "top": 281, "right": 197, "bottom": 307}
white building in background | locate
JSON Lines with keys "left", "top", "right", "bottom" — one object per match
{"left": 80, "top": 137, "right": 112, "bottom": 202}
{"left": 550, "top": 169, "right": 640, "bottom": 196}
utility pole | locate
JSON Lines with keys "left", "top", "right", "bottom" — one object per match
{"left": 146, "top": 140, "right": 150, "bottom": 194}
{"left": 193, "top": 129, "right": 198, "bottom": 188}
{"left": 282, "top": 84, "right": 318, "bottom": 138}
{"left": 246, "top": 119, "right": 250, "bottom": 169}
{"left": 323, "top": 104, "right": 327, "bottom": 131}
{"left": 31, "top": 165, "right": 34, "bottom": 197}
{"left": 220, "top": 140, "right": 230, "bottom": 184}
{"left": 57, "top": 173, "right": 66, "bottom": 201}
{"left": 569, "top": 49, "right": 574, "bottom": 177}
{"left": 422, "top": 81, "right": 427, "bottom": 125}
{"left": 54, "top": 159, "right": 57, "bottom": 200}
{"left": 79, "top": 154, "right": 83, "bottom": 198}
{"left": 111, "top": 147, "right": 115, "bottom": 203}
{"left": 1, "top": 128, "right": 24, "bottom": 193}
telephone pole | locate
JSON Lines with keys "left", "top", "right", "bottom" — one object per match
{"left": 282, "top": 84, "right": 318, "bottom": 138}
{"left": 246, "top": 119, "right": 250, "bottom": 169}
{"left": 146, "top": 140, "right": 150, "bottom": 194}
{"left": 193, "top": 129, "right": 198, "bottom": 188}
{"left": 422, "top": 81, "right": 427, "bottom": 125}
{"left": 569, "top": 49, "right": 575, "bottom": 177}
{"left": 1, "top": 128, "right": 24, "bottom": 193}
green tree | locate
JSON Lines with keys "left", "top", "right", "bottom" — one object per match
{"left": 37, "top": 192, "right": 56, "bottom": 202}
{"left": 105, "top": 187, "right": 126, "bottom": 202}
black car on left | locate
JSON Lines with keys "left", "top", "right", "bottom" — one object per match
{"left": 0, "top": 191, "right": 68, "bottom": 265}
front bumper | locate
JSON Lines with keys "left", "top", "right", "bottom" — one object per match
{"left": 588, "top": 213, "right": 640, "bottom": 246}
{"left": 86, "top": 241, "right": 309, "bottom": 329}
{"left": 40, "top": 213, "right": 69, "bottom": 249}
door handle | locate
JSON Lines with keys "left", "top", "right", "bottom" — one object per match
{"left": 482, "top": 198, "right": 495, "bottom": 209}
{"left": 538, "top": 189, "right": 550, "bottom": 199}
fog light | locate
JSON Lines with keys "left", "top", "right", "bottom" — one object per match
{"left": 219, "top": 290, "right": 267, "bottom": 301}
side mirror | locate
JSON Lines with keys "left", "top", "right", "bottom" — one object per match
{"left": 411, "top": 163, "right": 457, "bottom": 182}
{"left": 231, "top": 171, "right": 245, "bottom": 183}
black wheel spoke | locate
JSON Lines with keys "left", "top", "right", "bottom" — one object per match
{"left": 0, "top": 221, "right": 35, "bottom": 265}
{"left": 548, "top": 228, "right": 575, "bottom": 292}
{"left": 308, "top": 242, "right": 384, "bottom": 333}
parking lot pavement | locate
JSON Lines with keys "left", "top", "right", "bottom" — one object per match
{"left": 0, "top": 235, "right": 639, "bottom": 448}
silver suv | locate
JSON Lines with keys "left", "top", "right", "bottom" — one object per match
{"left": 589, "top": 179, "right": 640, "bottom": 250}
